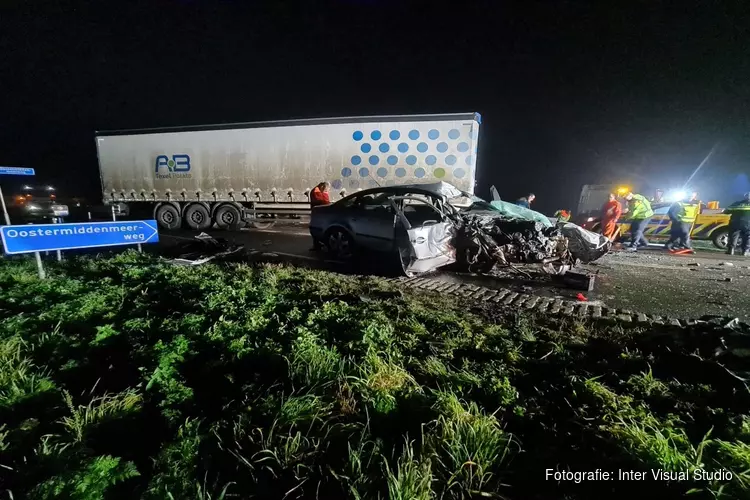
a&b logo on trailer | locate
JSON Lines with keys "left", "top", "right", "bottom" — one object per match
{"left": 155, "top": 154, "right": 192, "bottom": 179}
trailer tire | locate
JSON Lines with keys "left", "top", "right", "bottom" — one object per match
{"left": 155, "top": 204, "right": 182, "bottom": 230}
{"left": 214, "top": 204, "right": 242, "bottom": 230}
{"left": 184, "top": 203, "right": 212, "bottom": 231}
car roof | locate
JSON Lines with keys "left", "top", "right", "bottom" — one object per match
{"left": 340, "top": 182, "right": 463, "bottom": 200}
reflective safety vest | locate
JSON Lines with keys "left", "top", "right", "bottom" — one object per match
{"left": 676, "top": 202, "right": 699, "bottom": 223}
{"left": 629, "top": 194, "right": 654, "bottom": 220}
{"left": 725, "top": 200, "right": 750, "bottom": 213}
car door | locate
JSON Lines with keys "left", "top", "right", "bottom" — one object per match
{"left": 390, "top": 195, "right": 456, "bottom": 275}
{"left": 348, "top": 191, "right": 397, "bottom": 252}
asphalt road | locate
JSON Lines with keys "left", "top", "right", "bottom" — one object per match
{"left": 159, "top": 221, "right": 750, "bottom": 321}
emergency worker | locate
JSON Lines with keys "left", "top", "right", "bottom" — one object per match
{"left": 725, "top": 192, "right": 750, "bottom": 256}
{"left": 600, "top": 193, "right": 622, "bottom": 241}
{"left": 515, "top": 193, "right": 535, "bottom": 209}
{"left": 665, "top": 196, "right": 699, "bottom": 251}
{"left": 310, "top": 182, "right": 331, "bottom": 208}
{"left": 624, "top": 192, "right": 654, "bottom": 251}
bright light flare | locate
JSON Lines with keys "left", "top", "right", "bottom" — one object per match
{"left": 666, "top": 190, "right": 687, "bottom": 202}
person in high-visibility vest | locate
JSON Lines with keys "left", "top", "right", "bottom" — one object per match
{"left": 725, "top": 192, "right": 750, "bottom": 256}
{"left": 665, "top": 196, "right": 699, "bottom": 252}
{"left": 554, "top": 209, "right": 571, "bottom": 223}
{"left": 623, "top": 192, "right": 654, "bottom": 251}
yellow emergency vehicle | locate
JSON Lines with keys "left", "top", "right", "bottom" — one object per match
{"left": 616, "top": 201, "right": 731, "bottom": 249}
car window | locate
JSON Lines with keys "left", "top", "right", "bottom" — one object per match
{"left": 356, "top": 192, "right": 394, "bottom": 213}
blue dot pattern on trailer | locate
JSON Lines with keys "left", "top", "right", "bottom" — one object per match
{"left": 454, "top": 168, "right": 466, "bottom": 178}
{"left": 406, "top": 155, "right": 417, "bottom": 165}
{"left": 448, "top": 129, "right": 460, "bottom": 139}
{"left": 387, "top": 155, "right": 398, "bottom": 165}
{"left": 350, "top": 179, "right": 359, "bottom": 188}
{"left": 415, "top": 167, "right": 426, "bottom": 178}
{"left": 361, "top": 143, "right": 371, "bottom": 153}
{"left": 417, "top": 142, "right": 428, "bottom": 153}
{"left": 389, "top": 130, "right": 400, "bottom": 140}
{"left": 445, "top": 155, "right": 456, "bottom": 165}
{"left": 350, "top": 156, "right": 361, "bottom": 166}
{"left": 437, "top": 142, "right": 448, "bottom": 153}
{"left": 465, "top": 155, "right": 474, "bottom": 165}
{"left": 426, "top": 155, "right": 436, "bottom": 165}
{"left": 371, "top": 130, "right": 382, "bottom": 140}
{"left": 379, "top": 143, "right": 389, "bottom": 153}
{"left": 457, "top": 142, "right": 469, "bottom": 152}
{"left": 408, "top": 129, "right": 420, "bottom": 140}
{"left": 359, "top": 167, "right": 369, "bottom": 177}
{"left": 469, "top": 127, "right": 478, "bottom": 139}
{"left": 332, "top": 179, "right": 343, "bottom": 190}
{"left": 369, "top": 155, "right": 379, "bottom": 165}
{"left": 395, "top": 167, "right": 406, "bottom": 177}
{"left": 341, "top": 167, "right": 352, "bottom": 177}
{"left": 398, "top": 142, "right": 409, "bottom": 153}
{"left": 377, "top": 167, "right": 388, "bottom": 177}
{"left": 428, "top": 129, "right": 439, "bottom": 140}
{"left": 353, "top": 131, "right": 363, "bottom": 141}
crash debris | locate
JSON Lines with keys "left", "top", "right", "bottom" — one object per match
{"left": 165, "top": 232, "right": 244, "bottom": 265}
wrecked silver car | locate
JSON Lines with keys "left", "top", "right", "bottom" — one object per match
{"left": 309, "top": 182, "right": 610, "bottom": 276}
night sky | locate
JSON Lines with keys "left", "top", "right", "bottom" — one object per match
{"left": 2, "top": 1, "right": 749, "bottom": 214}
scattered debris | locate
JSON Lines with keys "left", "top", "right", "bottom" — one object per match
{"left": 262, "top": 239, "right": 272, "bottom": 246}
{"left": 576, "top": 293, "right": 588, "bottom": 302}
{"left": 723, "top": 277, "right": 734, "bottom": 282}
{"left": 720, "top": 262, "right": 735, "bottom": 267}
{"left": 687, "top": 262, "right": 701, "bottom": 267}
{"left": 560, "top": 270, "right": 596, "bottom": 291}
{"left": 166, "top": 232, "right": 244, "bottom": 266}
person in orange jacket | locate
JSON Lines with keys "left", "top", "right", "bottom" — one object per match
{"left": 600, "top": 192, "right": 623, "bottom": 241}
{"left": 310, "top": 182, "right": 331, "bottom": 208}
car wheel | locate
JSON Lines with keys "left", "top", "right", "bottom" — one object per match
{"left": 712, "top": 228, "right": 729, "bottom": 250}
{"left": 155, "top": 204, "right": 182, "bottom": 230}
{"left": 184, "top": 204, "right": 212, "bottom": 231}
{"left": 214, "top": 204, "right": 242, "bottom": 230}
{"left": 325, "top": 228, "right": 354, "bottom": 259}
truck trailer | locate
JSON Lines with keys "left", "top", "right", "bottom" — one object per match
{"left": 95, "top": 113, "right": 481, "bottom": 230}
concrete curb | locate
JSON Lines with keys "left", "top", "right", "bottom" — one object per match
{"left": 385, "top": 276, "right": 690, "bottom": 327}
{"left": 244, "top": 250, "right": 706, "bottom": 328}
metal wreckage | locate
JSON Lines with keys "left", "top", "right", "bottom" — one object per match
{"left": 395, "top": 182, "right": 611, "bottom": 277}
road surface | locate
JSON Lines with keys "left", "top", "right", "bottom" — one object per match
{"left": 159, "top": 221, "right": 750, "bottom": 321}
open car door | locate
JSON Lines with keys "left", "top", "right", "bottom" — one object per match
{"left": 390, "top": 196, "right": 457, "bottom": 276}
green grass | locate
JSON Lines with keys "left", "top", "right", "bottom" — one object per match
{"left": 0, "top": 252, "right": 748, "bottom": 499}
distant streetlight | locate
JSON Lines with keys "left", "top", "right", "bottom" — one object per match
{"left": 22, "top": 185, "right": 32, "bottom": 190}
{"left": 46, "top": 186, "right": 55, "bottom": 191}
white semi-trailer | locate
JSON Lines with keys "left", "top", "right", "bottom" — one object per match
{"left": 95, "top": 113, "right": 481, "bottom": 230}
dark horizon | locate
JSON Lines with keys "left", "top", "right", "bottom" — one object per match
{"left": 2, "top": 1, "right": 749, "bottom": 213}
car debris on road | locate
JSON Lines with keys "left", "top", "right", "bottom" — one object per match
{"left": 165, "top": 232, "right": 244, "bottom": 266}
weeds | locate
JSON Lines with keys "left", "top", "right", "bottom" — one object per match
{"left": 0, "top": 253, "right": 747, "bottom": 499}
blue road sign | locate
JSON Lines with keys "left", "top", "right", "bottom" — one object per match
{"left": 0, "top": 220, "right": 159, "bottom": 255}
{"left": 0, "top": 167, "right": 35, "bottom": 176}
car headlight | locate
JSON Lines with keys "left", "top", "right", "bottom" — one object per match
{"left": 586, "top": 217, "right": 594, "bottom": 222}
{"left": 26, "top": 204, "right": 41, "bottom": 211}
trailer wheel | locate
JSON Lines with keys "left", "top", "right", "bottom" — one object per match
{"left": 155, "top": 204, "right": 181, "bottom": 230}
{"left": 214, "top": 204, "right": 242, "bottom": 230}
{"left": 184, "top": 204, "right": 212, "bottom": 231}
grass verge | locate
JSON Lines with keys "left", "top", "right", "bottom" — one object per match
{"left": 0, "top": 252, "right": 748, "bottom": 499}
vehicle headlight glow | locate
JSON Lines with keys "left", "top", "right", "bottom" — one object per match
{"left": 666, "top": 190, "right": 687, "bottom": 202}
{"left": 586, "top": 217, "right": 595, "bottom": 222}
{"left": 26, "top": 204, "right": 41, "bottom": 211}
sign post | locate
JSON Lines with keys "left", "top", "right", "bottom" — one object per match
{"left": 0, "top": 167, "right": 35, "bottom": 226}
{"left": 0, "top": 220, "right": 159, "bottom": 278}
